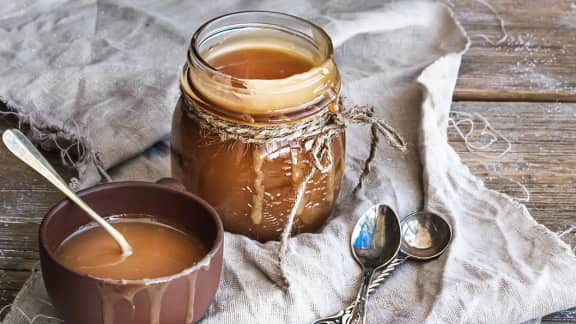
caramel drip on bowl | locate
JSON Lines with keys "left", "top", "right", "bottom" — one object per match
{"left": 147, "top": 282, "right": 170, "bottom": 324}
{"left": 98, "top": 283, "right": 146, "bottom": 324}
{"left": 96, "top": 271, "right": 208, "bottom": 324}
{"left": 185, "top": 273, "right": 197, "bottom": 323}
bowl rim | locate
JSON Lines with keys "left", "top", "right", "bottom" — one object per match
{"left": 39, "top": 181, "right": 224, "bottom": 285}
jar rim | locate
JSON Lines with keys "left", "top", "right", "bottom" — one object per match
{"left": 188, "top": 10, "right": 334, "bottom": 82}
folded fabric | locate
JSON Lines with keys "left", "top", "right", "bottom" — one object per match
{"left": 1, "top": 1, "right": 575, "bottom": 323}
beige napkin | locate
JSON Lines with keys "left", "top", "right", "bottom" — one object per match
{"left": 1, "top": 0, "right": 575, "bottom": 323}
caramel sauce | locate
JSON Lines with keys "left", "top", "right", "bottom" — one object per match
{"left": 56, "top": 216, "right": 210, "bottom": 324}
{"left": 209, "top": 48, "right": 314, "bottom": 79}
{"left": 173, "top": 46, "right": 345, "bottom": 241}
{"left": 96, "top": 271, "right": 204, "bottom": 324}
{"left": 172, "top": 102, "right": 345, "bottom": 241}
{"left": 56, "top": 217, "right": 208, "bottom": 280}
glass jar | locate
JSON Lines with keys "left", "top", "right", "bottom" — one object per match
{"left": 172, "top": 11, "right": 344, "bottom": 242}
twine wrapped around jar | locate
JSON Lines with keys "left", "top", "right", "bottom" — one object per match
{"left": 183, "top": 97, "right": 406, "bottom": 289}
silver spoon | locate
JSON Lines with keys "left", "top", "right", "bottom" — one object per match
{"left": 314, "top": 211, "right": 452, "bottom": 324}
{"left": 344, "top": 204, "right": 402, "bottom": 324}
{"left": 2, "top": 129, "right": 133, "bottom": 257}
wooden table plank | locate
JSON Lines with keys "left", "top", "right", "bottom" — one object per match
{"left": 2, "top": 1, "right": 576, "bottom": 320}
{"left": 448, "top": 101, "right": 576, "bottom": 322}
{"left": 0, "top": 270, "right": 32, "bottom": 309}
{"left": 452, "top": 0, "right": 576, "bottom": 101}
{"left": 0, "top": 115, "right": 70, "bottom": 315}
{"left": 448, "top": 101, "right": 576, "bottom": 246}
{"left": 1, "top": 100, "right": 575, "bottom": 321}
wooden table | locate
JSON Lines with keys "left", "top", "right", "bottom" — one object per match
{"left": 1, "top": 0, "right": 575, "bottom": 322}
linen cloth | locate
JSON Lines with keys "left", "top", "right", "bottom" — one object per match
{"left": 1, "top": 0, "right": 575, "bottom": 323}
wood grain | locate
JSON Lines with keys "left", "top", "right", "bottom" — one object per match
{"left": 448, "top": 101, "right": 576, "bottom": 245}
{"left": 452, "top": 0, "right": 576, "bottom": 101}
{"left": 0, "top": 114, "right": 71, "bottom": 315}
{"left": 448, "top": 101, "right": 576, "bottom": 322}
{"left": 1, "top": 100, "right": 575, "bottom": 321}
{"left": 1, "top": 0, "right": 576, "bottom": 321}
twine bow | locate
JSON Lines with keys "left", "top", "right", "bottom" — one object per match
{"left": 309, "top": 105, "right": 406, "bottom": 185}
{"left": 183, "top": 98, "right": 407, "bottom": 289}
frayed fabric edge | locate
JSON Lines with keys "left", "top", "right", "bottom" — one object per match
{"left": 0, "top": 98, "right": 110, "bottom": 190}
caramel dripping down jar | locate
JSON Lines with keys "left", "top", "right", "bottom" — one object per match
{"left": 171, "top": 12, "right": 345, "bottom": 241}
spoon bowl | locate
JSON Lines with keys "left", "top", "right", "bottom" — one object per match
{"left": 347, "top": 204, "right": 401, "bottom": 324}
{"left": 351, "top": 204, "right": 402, "bottom": 269}
{"left": 401, "top": 211, "right": 452, "bottom": 260}
{"left": 315, "top": 211, "right": 451, "bottom": 324}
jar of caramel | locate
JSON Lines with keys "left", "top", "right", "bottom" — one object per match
{"left": 172, "top": 11, "right": 344, "bottom": 242}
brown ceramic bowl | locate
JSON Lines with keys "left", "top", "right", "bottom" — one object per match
{"left": 39, "top": 179, "right": 223, "bottom": 324}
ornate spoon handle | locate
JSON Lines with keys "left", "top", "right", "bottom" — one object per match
{"left": 367, "top": 256, "right": 407, "bottom": 293}
{"left": 313, "top": 256, "right": 407, "bottom": 324}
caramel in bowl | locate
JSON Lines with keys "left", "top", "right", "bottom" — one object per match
{"left": 39, "top": 179, "right": 223, "bottom": 324}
